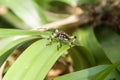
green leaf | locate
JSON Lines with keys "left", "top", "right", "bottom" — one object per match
{"left": 49, "top": 0, "right": 99, "bottom": 6}
{"left": 54, "top": 65, "right": 109, "bottom": 80}
{"left": 0, "top": 0, "right": 47, "bottom": 28}
{"left": 0, "top": 37, "right": 38, "bottom": 66}
{"left": 77, "top": 0, "right": 99, "bottom": 5}
{"left": 93, "top": 61, "right": 120, "bottom": 80}
{"left": 69, "top": 46, "right": 96, "bottom": 71}
{"left": 34, "top": 0, "right": 52, "bottom": 8}
{"left": 0, "top": 28, "right": 50, "bottom": 38}
{"left": 74, "top": 27, "right": 110, "bottom": 65}
{"left": 2, "top": 11, "right": 28, "bottom": 29}
{"left": 95, "top": 27, "right": 120, "bottom": 64}
{"left": 53, "top": 0, "right": 78, "bottom": 6}
{"left": 2, "top": 39, "right": 69, "bottom": 80}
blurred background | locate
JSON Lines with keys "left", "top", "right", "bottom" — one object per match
{"left": 0, "top": 0, "right": 120, "bottom": 80}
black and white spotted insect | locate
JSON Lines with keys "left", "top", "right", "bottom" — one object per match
{"left": 47, "top": 29, "right": 76, "bottom": 50}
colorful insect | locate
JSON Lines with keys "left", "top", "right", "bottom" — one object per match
{"left": 47, "top": 29, "right": 76, "bottom": 50}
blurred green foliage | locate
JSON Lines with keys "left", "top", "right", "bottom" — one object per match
{"left": 0, "top": 0, "right": 120, "bottom": 80}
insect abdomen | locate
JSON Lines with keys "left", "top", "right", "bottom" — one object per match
{"left": 58, "top": 33, "right": 70, "bottom": 40}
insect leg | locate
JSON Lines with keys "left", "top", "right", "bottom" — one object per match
{"left": 70, "top": 36, "right": 77, "bottom": 45}
{"left": 56, "top": 38, "right": 62, "bottom": 50}
{"left": 46, "top": 36, "right": 53, "bottom": 46}
{"left": 67, "top": 36, "right": 77, "bottom": 47}
{"left": 57, "top": 42, "right": 60, "bottom": 50}
{"left": 68, "top": 41, "right": 73, "bottom": 47}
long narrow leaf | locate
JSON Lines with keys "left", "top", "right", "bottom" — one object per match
{"left": 93, "top": 61, "right": 120, "bottom": 80}
{"left": 0, "top": 28, "right": 50, "bottom": 38}
{"left": 77, "top": 0, "right": 99, "bottom": 5}
{"left": 0, "top": 37, "right": 38, "bottom": 66}
{"left": 95, "top": 27, "right": 120, "bottom": 64}
{"left": 2, "top": 39, "right": 69, "bottom": 80}
{"left": 74, "top": 27, "right": 110, "bottom": 64}
{"left": 53, "top": 0, "right": 78, "bottom": 6}
{"left": 69, "top": 46, "right": 95, "bottom": 71}
{"left": 54, "top": 65, "right": 119, "bottom": 80}
{"left": 0, "top": 0, "right": 47, "bottom": 28}
{"left": 2, "top": 11, "right": 28, "bottom": 29}
{"left": 54, "top": 65, "right": 109, "bottom": 80}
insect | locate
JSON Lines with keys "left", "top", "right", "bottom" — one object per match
{"left": 47, "top": 29, "right": 76, "bottom": 50}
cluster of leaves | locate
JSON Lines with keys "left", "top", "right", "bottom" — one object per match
{"left": 0, "top": 0, "right": 120, "bottom": 80}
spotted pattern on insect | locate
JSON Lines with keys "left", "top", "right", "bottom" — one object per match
{"left": 57, "top": 33, "right": 70, "bottom": 40}
{"left": 47, "top": 29, "right": 76, "bottom": 50}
